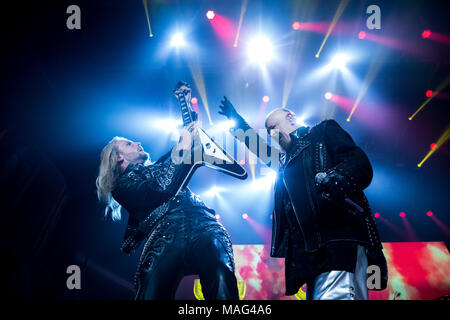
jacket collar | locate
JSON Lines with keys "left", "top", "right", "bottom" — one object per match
{"left": 287, "top": 126, "right": 310, "bottom": 155}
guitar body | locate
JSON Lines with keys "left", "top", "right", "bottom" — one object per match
{"left": 173, "top": 81, "right": 247, "bottom": 195}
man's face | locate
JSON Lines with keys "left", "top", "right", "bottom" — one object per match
{"left": 265, "top": 109, "right": 296, "bottom": 151}
{"left": 116, "top": 139, "right": 149, "bottom": 164}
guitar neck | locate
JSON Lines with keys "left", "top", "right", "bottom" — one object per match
{"left": 175, "top": 92, "right": 194, "bottom": 126}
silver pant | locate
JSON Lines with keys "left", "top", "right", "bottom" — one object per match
{"left": 306, "top": 245, "right": 368, "bottom": 300}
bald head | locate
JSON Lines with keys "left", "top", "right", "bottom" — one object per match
{"left": 265, "top": 107, "right": 300, "bottom": 151}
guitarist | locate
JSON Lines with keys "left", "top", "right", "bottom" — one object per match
{"left": 95, "top": 94, "right": 238, "bottom": 300}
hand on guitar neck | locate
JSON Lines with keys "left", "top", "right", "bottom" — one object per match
{"left": 174, "top": 83, "right": 192, "bottom": 104}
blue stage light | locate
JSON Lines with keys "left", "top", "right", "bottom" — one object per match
{"left": 247, "top": 36, "right": 274, "bottom": 65}
{"left": 329, "top": 53, "right": 351, "bottom": 70}
{"left": 170, "top": 32, "right": 186, "bottom": 47}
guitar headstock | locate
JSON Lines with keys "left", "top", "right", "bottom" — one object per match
{"left": 173, "top": 81, "right": 191, "bottom": 102}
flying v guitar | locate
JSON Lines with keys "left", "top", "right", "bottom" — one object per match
{"left": 172, "top": 81, "right": 247, "bottom": 195}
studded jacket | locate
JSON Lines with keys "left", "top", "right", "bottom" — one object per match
{"left": 111, "top": 149, "right": 211, "bottom": 255}
{"left": 231, "top": 119, "right": 388, "bottom": 289}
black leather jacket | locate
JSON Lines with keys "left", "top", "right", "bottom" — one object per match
{"left": 111, "top": 149, "right": 211, "bottom": 255}
{"left": 231, "top": 119, "right": 388, "bottom": 289}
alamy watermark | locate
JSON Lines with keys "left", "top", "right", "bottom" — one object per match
{"left": 170, "top": 128, "right": 281, "bottom": 171}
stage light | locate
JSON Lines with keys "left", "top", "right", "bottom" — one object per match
{"left": 296, "top": 117, "right": 306, "bottom": 126}
{"left": 430, "top": 143, "right": 437, "bottom": 149}
{"left": 358, "top": 31, "right": 366, "bottom": 39}
{"left": 170, "top": 33, "right": 185, "bottom": 47}
{"left": 216, "top": 120, "right": 236, "bottom": 131}
{"left": 251, "top": 169, "right": 277, "bottom": 190}
{"left": 292, "top": 21, "right": 301, "bottom": 30}
{"left": 262, "top": 95, "right": 270, "bottom": 103}
{"left": 239, "top": 159, "right": 245, "bottom": 166}
{"left": 425, "top": 90, "right": 433, "bottom": 97}
{"left": 247, "top": 36, "right": 274, "bottom": 65}
{"left": 330, "top": 53, "right": 350, "bottom": 69}
{"left": 426, "top": 211, "right": 433, "bottom": 217}
{"left": 206, "top": 10, "right": 215, "bottom": 20}
{"left": 266, "top": 170, "right": 277, "bottom": 182}
{"left": 399, "top": 212, "right": 406, "bottom": 218}
{"left": 422, "top": 30, "right": 431, "bottom": 39}
{"left": 154, "top": 118, "right": 183, "bottom": 133}
{"left": 215, "top": 214, "right": 221, "bottom": 219}
{"left": 270, "top": 214, "right": 273, "bottom": 220}
{"left": 206, "top": 186, "right": 223, "bottom": 197}
{"left": 324, "top": 92, "right": 333, "bottom": 100}
{"left": 191, "top": 97, "right": 198, "bottom": 104}
{"left": 242, "top": 213, "right": 248, "bottom": 220}
{"left": 374, "top": 212, "right": 380, "bottom": 218}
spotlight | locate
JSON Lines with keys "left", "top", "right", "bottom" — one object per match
{"left": 324, "top": 92, "right": 332, "bottom": 100}
{"left": 247, "top": 36, "right": 274, "bottom": 65}
{"left": 170, "top": 33, "right": 185, "bottom": 47}
{"left": 425, "top": 90, "right": 433, "bottom": 98}
{"left": 216, "top": 120, "right": 236, "bottom": 131}
{"left": 262, "top": 95, "right": 270, "bottom": 103}
{"left": 266, "top": 170, "right": 277, "bottom": 182}
{"left": 215, "top": 214, "right": 221, "bottom": 219}
{"left": 242, "top": 213, "right": 248, "bottom": 220}
{"left": 191, "top": 97, "right": 198, "bottom": 104}
{"left": 358, "top": 31, "right": 366, "bottom": 39}
{"left": 426, "top": 211, "right": 433, "bottom": 217}
{"left": 154, "top": 118, "right": 183, "bottom": 133}
{"left": 292, "top": 21, "right": 301, "bottom": 30}
{"left": 206, "top": 10, "right": 215, "bottom": 20}
{"left": 399, "top": 212, "right": 406, "bottom": 218}
{"left": 250, "top": 170, "right": 277, "bottom": 190}
{"left": 206, "top": 186, "right": 223, "bottom": 197}
{"left": 374, "top": 212, "right": 380, "bottom": 218}
{"left": 296, "top": 117, "right": 306, "bottom": 126}
{"left": 270, "top": 214, "right": 273, "bottom": 220}
{"left": 430, "top": 143, "right": 437, "bottom": 149}
{"left": 239, "top": 159, "right": 245, "bottom": 166}
{"left": 422, "top": 30, "right": 431, "bottom": 39}
{"left": 330, "top": 53, "right": 350, "bottom": 69}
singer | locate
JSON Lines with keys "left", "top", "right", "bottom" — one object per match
{"left": 218, "top": 100, "right": 388, "bottom": 300}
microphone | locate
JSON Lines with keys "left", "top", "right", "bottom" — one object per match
{"left": 315, "top": 172, "right": 364, "bottom": 213}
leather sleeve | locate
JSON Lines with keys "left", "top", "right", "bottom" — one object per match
{"left": 323, "top": 120, "right": 373, "bottom": 192}
{"left": 113, "top": 148, "right": 192, "bottom": 218}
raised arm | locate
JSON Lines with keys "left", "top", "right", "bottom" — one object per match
{"left": 218, "top": 96, "right": 278, "bottom": 168}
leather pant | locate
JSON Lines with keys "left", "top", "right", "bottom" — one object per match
{"left": 134, "top": 208, "right": 238, "bottom": 300}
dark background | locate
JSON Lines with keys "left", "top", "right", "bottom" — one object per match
{"left": 0, "top": 0, "right": 449, "bottom": 299}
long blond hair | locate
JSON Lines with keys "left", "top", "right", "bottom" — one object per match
{"left": 96, "top": 136, "right": 125, "bottom": 221}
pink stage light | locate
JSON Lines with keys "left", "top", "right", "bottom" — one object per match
{"left": 206, "top": 10, "right": 215, "bottom": 20}
{"left": 425, "top": 90, "right": 433, "bottom": 97}
{"left": 430, "top": 143, "right": 437, "bottom": 149}
{"left": 239, "top": 159, "right": 245, "bottom": 166}
{"left": 242, "top": 213, "right": 248, "bottom": 220}
{"left": 422, "top": 30, "right": 431, "bottom": 39}
{"left": 215, "top": 214, "right": 221, "bottom": 219}
{"left": 358, "top": 31, "right": 366, "bottom": 39}
{"left": 292, "top": 21, "right": 301, "bottom": 30}
{"left": 400, "top": 212, "right": 406, "bottom": 218}
{"left": 426, "top": 211, "right": 433, "bottom": 217}
{"left": 191, "top": 97, "right": 198, "bottom": 104}
{"left": 374, "top": 212, "right": 380, "bottom": 218}
{"left": 262, "top": 95, "right": 270, "bottom": 103}
{"left": 324, "top": 92, "right": 332, "bottom": 100}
